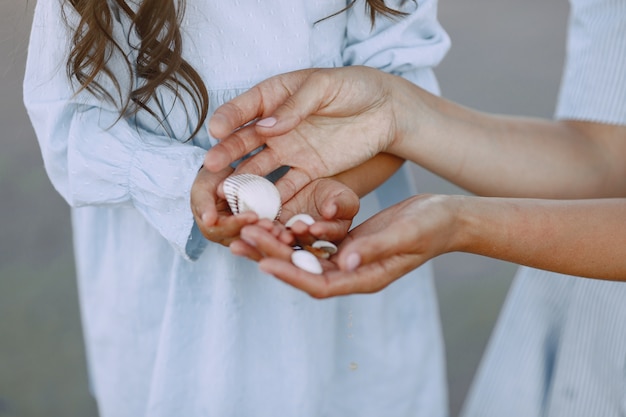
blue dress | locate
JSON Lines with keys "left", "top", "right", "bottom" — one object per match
{"left": 461, "top": 0, "right": 626, "bottom": 415}
{"left": 24, "top": 1, "right": 451, "bottom": 416}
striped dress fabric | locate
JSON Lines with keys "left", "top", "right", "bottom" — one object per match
{"left": 461, "top": 0, "right": 626, "bottom": 416}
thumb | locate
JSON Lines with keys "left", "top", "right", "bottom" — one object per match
{"left": 337, "top": 227, "right": 406, "bottom": 271}
{"left": 320, "top": 188, "right": 360, "bottom": 221}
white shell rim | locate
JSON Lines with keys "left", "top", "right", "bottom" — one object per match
{"left": 291, "top": 250, "right": 323, "bottom": 274}
{"left": 285, "top": 213, "right": 316, "bottom": 228}
{"left": 223, "top": 174, "right": 282, "bottom": 220}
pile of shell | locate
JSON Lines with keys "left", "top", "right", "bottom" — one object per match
{"left": 223, "top": 174, "right": 337, "bottom": 274}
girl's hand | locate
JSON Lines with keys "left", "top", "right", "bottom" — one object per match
{"left": 229, "top": 178, "right": 360, "bottom": 261}
{"left": 191, "top": 166, "right": 258, "bottom": 247}
{"left": 281, "top": 178, "right": 360, "bottom": 243}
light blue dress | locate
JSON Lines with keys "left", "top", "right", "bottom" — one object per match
{"left": 461, "top": 0, "right": 626, "bottom": 416}
{"left": 24, "top": 1, "right": 450, "bottom": 416}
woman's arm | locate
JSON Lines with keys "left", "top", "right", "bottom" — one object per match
{"left": 244, "top": 194, "right": 626, "bottom": 298}
{"left": 453, "top": 196, "right": 626, "bottom": 278}
{"left": 390, "top": 78, "right": 626, "bottom": 198}
{"left": 206, "top": 66, "right": 626, "bottom": 202}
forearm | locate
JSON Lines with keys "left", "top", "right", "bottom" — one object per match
{"left": 451, "top": 195, "right": 626, "bottom": 280}
{"left": 388, "top": 74, "right": 626, "bottom": 199}
{"left": 332, "top": 153, "right": 405, "bottom": 198}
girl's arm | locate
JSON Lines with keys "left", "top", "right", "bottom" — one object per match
{"left": 326, "top": 153, "right": 406, "bottom": 199}
{"left": 25, "top": 1, "right": 208, "bottom": 260}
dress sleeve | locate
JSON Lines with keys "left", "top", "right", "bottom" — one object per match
{"left": 555, "top": 0, "right": 626, "bottom": 124}
{"left": 342, "top": 0, "right": 450, "bottom": 94}
{"left": 23, "top": 0, "right": 207, "bottom": 260}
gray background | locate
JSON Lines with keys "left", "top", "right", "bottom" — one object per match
{"left": 0, "top": 0, "right": 568, "bottom": 416}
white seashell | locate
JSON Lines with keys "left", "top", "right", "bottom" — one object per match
{"left": 291, "top": 250, "right": 323, "bottom": 274}
{"left": 285, "top": 213, "right": 316, "bottom": 228}
{"left": 311, "top": 240, "right": 338, "bottom": 256}
{"left": 304, "top": 240, "right": 338, "bottom": 259}
{"left": 223, "top": 174, "right": 282, "bottom": 220}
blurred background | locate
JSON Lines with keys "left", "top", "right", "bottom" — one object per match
{"left": 0, "top": 0, "right": 568, "bottom": 416}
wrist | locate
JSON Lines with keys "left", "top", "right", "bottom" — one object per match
{"left": 446, "top": 195, "right": 482, "bottom": 254}
{"left": 387, "top": 76, "right": 437, "bottom": 161}
{"left": 387, "top": 75, "right": 413, "bottom": 158}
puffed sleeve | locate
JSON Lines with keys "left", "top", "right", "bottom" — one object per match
{"left": 556, "top": 0, "right": 626, "bottom": 124}
{"left": 343, "top": 0, "right": 450, "bottom": 94}
{"left": 23, "top": 0, "right": 208, "bottom": 260}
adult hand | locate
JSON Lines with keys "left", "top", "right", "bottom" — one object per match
{"left": 230, "top": 178, "right": 360, "bottom": 262}
{"left": 191, "top": 166, "right": 258, "bottom": 246}
{"left": 239, "top": 194, "right": 462, "bottom": 298}
{"left": 204, "top": 66, "right": 404, "bottom": 201}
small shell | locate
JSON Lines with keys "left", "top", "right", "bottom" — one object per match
{"left": 223, "top": 174, "right": 281, "bottom": 220}
{"left": 311, "top": 240, "right": 338, "bottom": 256}
{"left": 291, "top": 250, "right": 323, "bottom": 274}
{"left": 304, "top": 240, "right": 338, "bottom": 259}
{"left": 285, "top": 213, "right": 316, "bottom": 228}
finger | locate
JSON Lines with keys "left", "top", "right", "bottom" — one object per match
{"left": 337, "top": 227, "right": 406, "bottom": 271}
{"left": 277, "top": 228, "right": 296, "bottom": 245}
{"left": 254, "top": 70, "right": 333, "bottom": 137}
{"left": 308, "top": 220, "right": 349, "bottom": 242}
{"left": 201, "top": 212, "right": 258, "bottom": 244}
{"left": 230, "top": 146, "right": 285, "bottom": 179}
{"left": 209, "top": 69, "right": 319, "bottom": 139}
{"left": 238, "top": 220, "right": 295, "bottom": 247}
{"left": 191, "top": 168, "right": 223, "bottom": 227}
{"left": 240, "top": 225, "right": 294, "bottom": 260}
{"left": 229, "top": 239, "right": 264, "bottom": 262}
{"left": 204, "top": 124, "right": 267, "bottom": 172}
{"left": 256, "top": 218, "right": 280, "bottom": 232}
{"left": 320, "top": 188, "right": 359, "bottom": 221}
{"left": 285, "top": 220, "right": 311, "bottom": 236}
{"left": 256, "top": 219, "right": 295, "bottom": 245}
{"left": 258, "top": 259, "right": 381, "bottom": 298}
{"left": 208, "top": 92, "right": 265, "bottom": 139}
{"left": 272, "top": 169, "right": 315, "bottom": 203}
{"left": 262, "top": 255, "right": 415, "bottom": 298}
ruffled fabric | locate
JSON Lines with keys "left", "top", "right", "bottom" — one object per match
{"left": 25, "top": 1, "right": 450, "bottom": 416}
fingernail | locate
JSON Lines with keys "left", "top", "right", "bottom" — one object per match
{"left": 208, "top": 113, "right": 226, "bottom": 135}
{"left": 345, "top": 253, "right": 361, "bottom": 271}
{"left": 256, "top": 117, "right": 277, "bottom": 128}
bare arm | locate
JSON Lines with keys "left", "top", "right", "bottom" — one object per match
{"left": 206, "top": 67, "right": 626, "bottom": 201}
{"left": 450, "top": 196, "right": 626, "bottom": 278}
{"left": 390, "top": 77, "right": 626, "bottom": 198}
{"left": 246, "top": 194, "right": 626, "bottom": 298}
{"left": 324, "top": 153, "right": 405, "bottom": 199}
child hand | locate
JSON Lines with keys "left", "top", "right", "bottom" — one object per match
{"left": 229, "top": 178, "right": 360, "bottom": 262}
{"left": 281, "top": 178, "right": 360, "bottom": 244}
{"left": 191, "top": 166, "right": 258, "bottom": 247}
